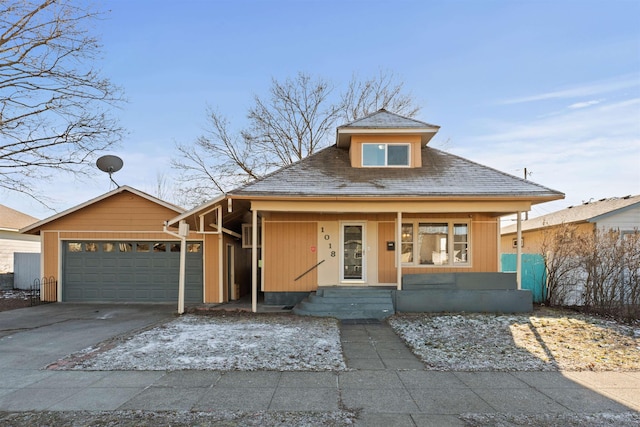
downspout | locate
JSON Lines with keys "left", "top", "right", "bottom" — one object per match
{"left": 252, "top": 208, "right": 258, "bottom": 313}
{"left": 396, "top": 211, "right": 402, "bottom": 290}
{"left": 516, "top": 212, "right": 522, "bottom": 290}
{"left": 164, "top": 220, "right": 189, "bottom": 314}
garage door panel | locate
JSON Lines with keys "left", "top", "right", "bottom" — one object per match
{"left": 63, "top": 241, "right": 203, "bottom": 303}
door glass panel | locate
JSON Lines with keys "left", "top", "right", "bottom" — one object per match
{"left": 343, "top": 225, "right": 363, "bottom": 280}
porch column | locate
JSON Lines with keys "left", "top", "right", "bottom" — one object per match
{"left": 516, "top": 211, "right": 522, "bottom": 290}
{"left": 252, "top": 208, "right": 258, "bottom": 313}
{"left": 397, "top": 211, "right": 402, "bottom": 290}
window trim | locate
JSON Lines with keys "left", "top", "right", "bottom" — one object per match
{"left": 401, "top": 219, "right": 471, "bottom": 267}
{"left": 361, "top": 143, "right": 411, "bottom": 167}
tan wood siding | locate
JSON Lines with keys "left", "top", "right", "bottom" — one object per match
{"left": 41, "top": 231, "right": 58, "bottom": 301}
{"left": 378, "top": 222, "right": 397, "bottom": 283}
{"left": 39, "top": 191, "right": 178, "bottom": 232}
{"left": 203, "top": 234, "right": 220, "bottom": 303}
{"left": 264, "top": 221, "right": 317, "bottom": 292}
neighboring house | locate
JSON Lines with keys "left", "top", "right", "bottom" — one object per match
{"left": 501, "top": 195, "right": 640, "bottom": 254}
{"left": 20, "top": 186, "right": 211, "bottom": 303}
{"left": 0, "top": 204, "right": 40, "bottom": 274}
{"left": 167, "top": 109, "right": 564, "bottom": 314}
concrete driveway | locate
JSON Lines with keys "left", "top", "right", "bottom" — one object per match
{"left": 0, "top": 303, "right": 175, "bottom": 370}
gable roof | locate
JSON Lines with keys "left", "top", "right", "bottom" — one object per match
{"left": 20, "top": 186, "right": 184, "bottom": 234}
{"left": 230, "top": 144, "right": 563, "bottom": 201}
{"left": 501, "top": 194, "right": 640, "bottom": 234}
{"left": 336, "top": 109, "right": 440, "bottom": 147}
{"left": 0, "top": 205, "right": 39, "bottom": 231}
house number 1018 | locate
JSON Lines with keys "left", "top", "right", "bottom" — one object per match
{"left": 320, "top": 227, "right": 336, "bottom": 257}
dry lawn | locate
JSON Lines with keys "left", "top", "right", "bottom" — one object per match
{"left": 390, "top": 307, "right": 640, "bottom": 371}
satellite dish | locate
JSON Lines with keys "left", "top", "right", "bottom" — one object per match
{"left": 96, "top": 155, "right": 123, "bottom": 187}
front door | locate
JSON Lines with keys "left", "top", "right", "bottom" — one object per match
{"left": 341, "top": 223, "right": 365, "bottom": 282}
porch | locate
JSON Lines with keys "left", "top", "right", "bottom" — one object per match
{"left": 292, "top": 273, "right": 533, "bottom": 320}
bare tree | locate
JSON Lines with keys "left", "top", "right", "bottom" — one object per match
{"left": 340, "top": 70, "right": 420, "bottom": 122}
{"left": 0, "top": 0, "right": 124, "bottom": 202}
{"left": 173, "top": 70, "right": 419, "bottom": 205}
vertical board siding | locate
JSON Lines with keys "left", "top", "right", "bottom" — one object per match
{"left": 42, "top": 231, "right": 58, "bottom": 301}
{"left": 264, "top": 221, "right": 317, "bottom": 292}
{"left": 378, "top": 222, "right": 396, "bottom": 283}
{"left": 38, "top": 191, "right": 179, "bottom": 232}
{"left": 204, "top": 234, "right": 220, "bottom": 303}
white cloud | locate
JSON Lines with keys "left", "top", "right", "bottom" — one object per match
{"left": 456, "top": 96, "right": 640, "bottom": 210}
{"left": 568, "top": 99, "right": 601, "bottom": 109}
{"left": 499, "top": 74, "right": 639, "bottom": 105}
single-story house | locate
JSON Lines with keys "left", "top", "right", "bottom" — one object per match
{"left": 23, "top": 110, "right": 564, "bottom": 316}
{"left": 0, "top": 204, "right": 40, "bottom": 282}
{"left": 501, "top": 194, "right": 640, "bottom": 254}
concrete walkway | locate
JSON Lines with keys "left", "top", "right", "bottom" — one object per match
{"left": 0, "top": 307, "right": 638, "bottom": 426}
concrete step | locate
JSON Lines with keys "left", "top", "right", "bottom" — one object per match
{"left": 293, "top": 288, "right": 395, "bottom": 320}
{"left": 297, "top": 299, "right": 394, "bottom": 313}
{"left": 308, "top": 294, "right": 392, "bottom": 304}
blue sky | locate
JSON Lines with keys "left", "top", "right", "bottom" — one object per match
{"left": 6, "top": 0, "right": 640, "bottom": 219}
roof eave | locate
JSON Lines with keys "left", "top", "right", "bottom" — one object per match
{"left": 336, "top": 127, "right": 440, "bottom": 148}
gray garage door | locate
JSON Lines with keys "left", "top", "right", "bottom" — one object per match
{"left": 63, "top": 241, "right": 203, "bottom": 303}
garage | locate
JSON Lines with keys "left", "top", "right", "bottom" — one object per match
{"left": 63, "top": 240, "right": 203, "bottom": 303}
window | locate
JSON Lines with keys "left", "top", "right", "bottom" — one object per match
{"left": 85, "top": 242, "right": 98, "bottom": 252}
{"left": 362, "top": 143, "right": 409, "bottom": 167}
{"left": 402, "top": 220, "right": 470, "bottom": 266}
{"left": 68, "top": 242, "right": 82, "bottom": 252}
{"left": 103, "top": 243, "right": 115, "bottom": 252}
{"left": 242, "top": 224, "right": 262, "bottom": 248}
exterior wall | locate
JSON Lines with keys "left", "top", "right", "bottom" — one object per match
{"left": 501, "top": 222, "right": 594, "bottom": 254}
{"left": 203, "top": 233, "right": 220, "bottom": 303}
{"left": 594, "top": 206, "right": 640, "bottom": 232}
{"left": 0, "top": 231, "right": 40, "bottom": 273}
{"left": 349, "top": 134, "right": 422, "bottom": 168}
{"left": 261, "top": 211, "right": 501, "bottom": 293}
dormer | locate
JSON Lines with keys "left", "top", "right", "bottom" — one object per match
{"left": 336, "top": 109, "right": 440, "bottom": 168}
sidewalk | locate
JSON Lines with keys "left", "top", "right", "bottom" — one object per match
{"left": 0, "top": 314, "right": 638, "bottom": 426}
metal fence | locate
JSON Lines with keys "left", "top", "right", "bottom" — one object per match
{"left": 30, "top": 276, "right": 57, "bottom": 306}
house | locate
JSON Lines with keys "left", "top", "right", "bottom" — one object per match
{"left": 20, "top": 186, "right": 208, "bottom": 303}
{"left": 22, "top": 110, "right": 564, "bottom": 315}
{"left": 0, "top": 205, "right": 40, "bottom": 289}
{"left": 167, "top": 110, "right": 564, "bottom": 316}
{"left": 501, "top": 195, "right": 640, "bottom": 254}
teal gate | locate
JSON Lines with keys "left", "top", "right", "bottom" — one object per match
{"left": 501, "top": 254, "right": 546, "bottom": 303}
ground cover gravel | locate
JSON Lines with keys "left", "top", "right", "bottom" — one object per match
{"left": 389, "top": 307, "right": 640, "bottom": 371}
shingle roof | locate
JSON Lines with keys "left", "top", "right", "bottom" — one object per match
{"left": 502, "top": 195, "right": 640, "bottom": 234}
{"left": 0, "top": 205, "right": 39, "bottom": 231}
{"left": 338, "top": 109, "right": 439, "bottom": 129}
{"left": 230, "top": 145, "right": 564, "bottom": 200}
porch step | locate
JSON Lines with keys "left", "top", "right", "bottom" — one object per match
{"left": 293, "top": 287, "right": 395, "bottom": 320}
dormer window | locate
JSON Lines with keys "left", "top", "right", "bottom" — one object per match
{"left": 362, "top": 143, "right": 410, "bottom": 167}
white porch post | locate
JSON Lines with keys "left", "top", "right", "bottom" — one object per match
{"left": 516, "top": 211, "right": 522, "bottom": 290}
{"left": 177, "top": 220, "right": 189, "bottom": 314}
{"left": 251, "top": 208, "right": 258, "bottom": 313}
{"left": 397, "top": 211, "right": 402, "bottom": 290}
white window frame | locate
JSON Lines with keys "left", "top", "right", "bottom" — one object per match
{"left": 340, "top": 222, "right": 366, "bottom": 283}
{"left": 361, "top": 143, "right": 411, "bottom": 167}
{"left": 401, "top": 219, "right": 471, "bottom": 267}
